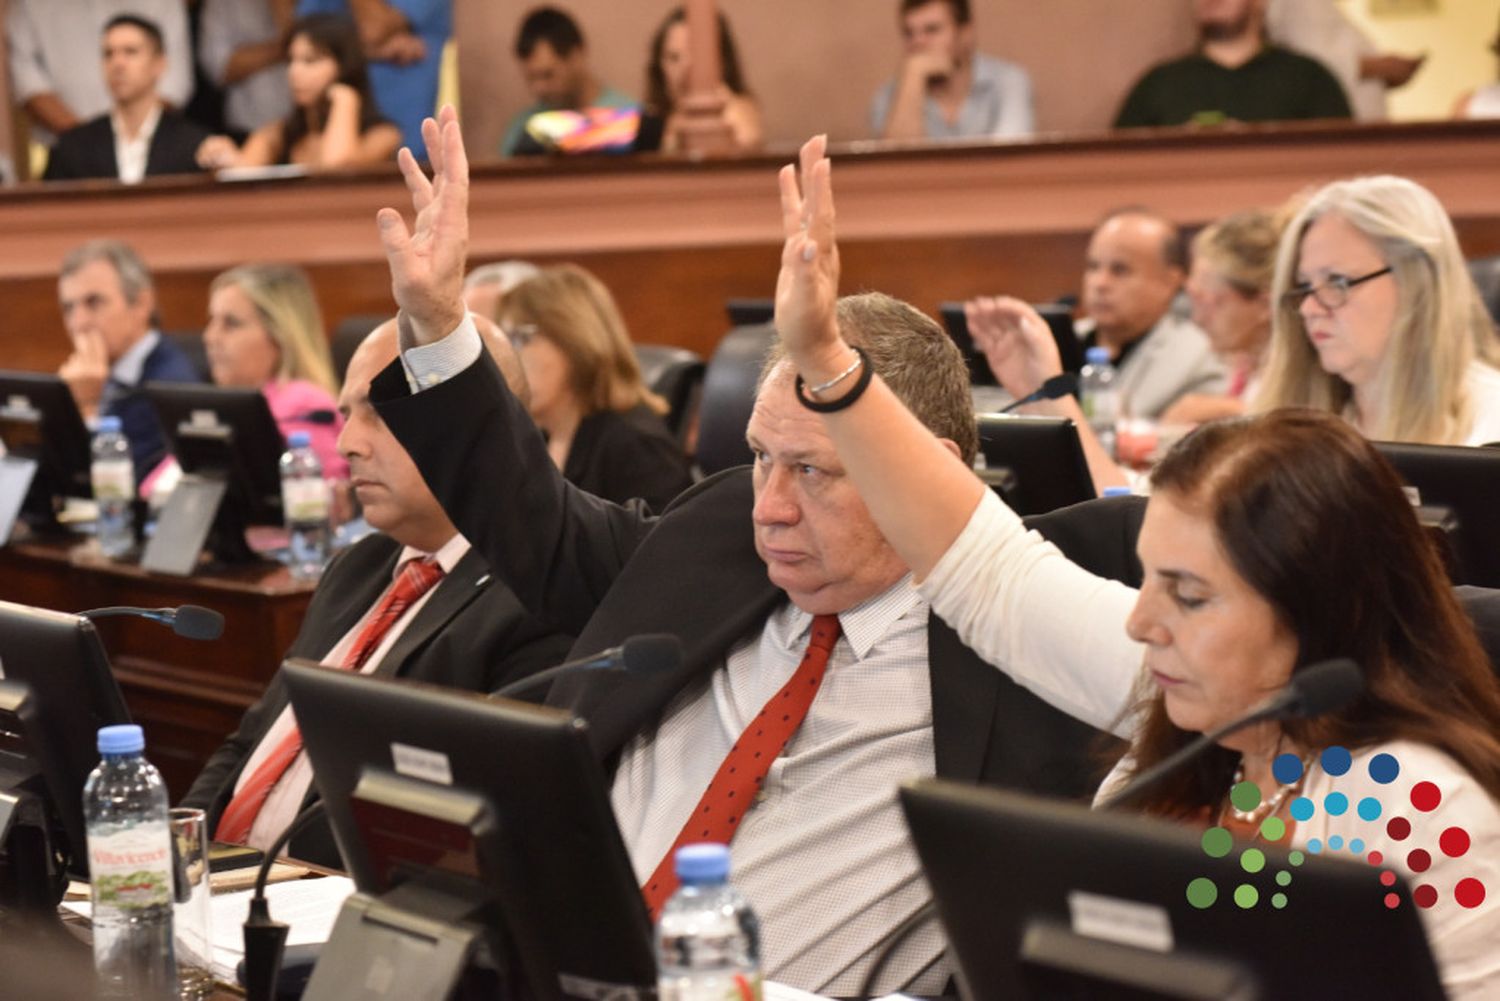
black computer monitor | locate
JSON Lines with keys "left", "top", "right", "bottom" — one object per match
{"left": 144, "top": 383, "right": 286, "bottom": 564}
{"left": 900, "top": 779, "right": 1445, "bottom": 1001}
{"left": 0, "top": 601, "right": 131, "bottom": 902}
{"left": 1372, "top": 440, "right": 1500, "bottom": 588}
{"left": 975, "top": 414, "right": 1096, "bottom": 517}
{"left": 284, "top": 660, "right": 656, "bottom": 1001}
{"left": 725, "top": 298, "right": 775, "bottom": 329}
{"left": 939, "top": 302, "right": 1085, "bottom": 388}
{"left": 0, "top": 371, "right": 94, "bottom": 534}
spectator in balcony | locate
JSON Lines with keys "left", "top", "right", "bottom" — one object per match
{"left": 644, "top": 5, "right": 763, "bottom": 153}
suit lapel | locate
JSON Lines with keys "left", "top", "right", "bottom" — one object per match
{"left": 370, "top": 548, "right": 490, "bottom": 679}
{"left": 927, "top": 613, "right": 1001, "bottom": 784}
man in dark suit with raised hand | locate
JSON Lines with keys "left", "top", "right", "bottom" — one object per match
{"left": 43, "top": 14, "right": 210, "bottom": 183}
{"left": 180, "top": 318, "right": 573, "bottom": 868}
{"left": 363, "top": 110, "right": 1115, "bottom": 995}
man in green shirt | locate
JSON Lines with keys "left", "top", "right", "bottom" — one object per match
{"left": 1115, "top": 0, "right": 1351, "bottom": 129}
{"left": 499, "top": 6, "right": 635, "bottom": 156}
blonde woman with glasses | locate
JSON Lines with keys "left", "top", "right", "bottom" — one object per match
{"left": 1255, "top": 175, "right": 1500, "bottom": 445}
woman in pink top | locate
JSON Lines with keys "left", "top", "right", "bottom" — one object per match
{"left": 142, "top": 264, "right": 346, "bottom": 498}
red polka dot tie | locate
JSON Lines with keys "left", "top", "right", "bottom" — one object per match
{"left": 641, "top": 613, "right": 842, "bottom": 918}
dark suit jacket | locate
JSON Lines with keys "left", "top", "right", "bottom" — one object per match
{"left": 180, "top": 531, "right": 574, "bottom": 867}
{"left": 110, "top": 334, "right": 202, "bottom": 479}
{"left": 564, "top": 405, "right": 694, "bottom": 512}
{"left": 43, "top": 109, "right": 209, "bottom": 182}
{"left": 372, "top": 352, "right": 1122, "bottom": 800}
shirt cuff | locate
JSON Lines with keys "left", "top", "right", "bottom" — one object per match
{"left": 399, "top": 313, "right": 481, "bottom": 393}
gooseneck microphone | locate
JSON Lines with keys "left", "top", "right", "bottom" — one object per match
{"left": 491, "top": 633, "right": 683, "bottom": 700}
{"left": 1100, "top": 658, "right": 1364, "bottom": 811}
{"left": 999, "top": 373, "right": 1080, "bottom": 414}
{"left": 80, "top": 604, "right": 226, "bottom": 641}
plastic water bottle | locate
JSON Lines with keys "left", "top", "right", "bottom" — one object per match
{"left": 83, "top": 724, "right": 177, "bottom": 1001}
{"left": 1079, "top": 346, "right": 1120, "bottom": 460}
{"left": 91, "top": 416, "right": 135, "bottom": 558}
{"left": 280, "top": 430, "right": 330, "bottom": 581}
{"left": 657, "top": 843, "right": 762, "bottom": 1001}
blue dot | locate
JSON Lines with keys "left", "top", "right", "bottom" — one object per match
{"left": 1357, "top": 797, "right": 1383, "bottom": 822}
{"left": 1321, "top": 745, "right": 1352, "bottom": 777}
{"left": 1349, "top": 838, "right": 1365, "bottom": 854}
{"left": 1289, "top": 797, "right": 1315, "bottom": 822}
{"left": 1307, "top": 839, "right": 1323, "bottom": 854}
{"left": 1368, "top": 753, "right": 1400, "bottom": 785}
{"left": 1329, "top": 835, "right": 1344, "bottom": 851}
{"left": 1324, "top": 792, "right": 1349, "bottom": 816}
{"left": 1273, "top": 752, "right": 1305, "bottom": 785}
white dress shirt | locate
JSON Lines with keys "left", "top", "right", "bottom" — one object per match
{"left": 112, "top": 103, "right": 162, "bottom": 185}
{"left": 232, "top": 534, "right": 470, "bottom": 852}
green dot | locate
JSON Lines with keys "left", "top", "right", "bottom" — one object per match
{"left": 1201, "top": 826, "right": 1233, "bottom": 859}
{"left": 1276, "top": 870, "right": 1292, "bottom": 887}
{"left": 1230, "top": 781, "right": 1263, "bottom": 813}
{"left": 1259, "top": 816, "right": 1287, "bottom": 842}
{"left": 1288, "top": 851, "right": 1305, "bottom": 867}
{"left": 1272, "top": 893, "right": 1288, "bottom": 909}
{"left": 1240, "top": 848, "right": 1266, "bottom": 873}
{"left": 1186, "top": 877, "right": 1218, "bottom": 909}
{"left": 1234, "top": 884, "right": 1259, "bottom": 909}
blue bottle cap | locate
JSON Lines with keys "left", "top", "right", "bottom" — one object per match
{"left": 675, "top": 843, "right": 730, "bottom": 884}
{"left": 96, "top": 415, "right": 123, "bottom": 433}
{"left": 1084, "top": 346, "right": 1112, "bottom": 366}
{"left": 1102, "top": 486, "right": 1134, "bottom": 497}
{"left": 287, "top": 430, "right": 312, "bottom": 448}
{"left": 97, "top": 724, "right": 144, "bottom": 754}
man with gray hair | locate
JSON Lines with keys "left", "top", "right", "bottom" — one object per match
{"left": 56, "top": 239, "right": 199, "bottom": 476}
{"left": 462, "top": 259, "right": 540, "bottom": 320}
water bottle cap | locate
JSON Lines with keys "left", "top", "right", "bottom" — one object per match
{"left": 1102, "top": 486, "right": 1134, "bottom": 497}
{"left": 674, "top": 842, "right": 730, "bottom": 883}
{"left": 97, "top": 724, "right": 144, "bottom": 754}
{"left": 1085, "top": 346, "right": 1112, "bottom": 365}
{"left": 95, "top": 415, "right": 123, "bottom": 433}
{"left": 287, "top": 430, "right": 312, "bottom": 448}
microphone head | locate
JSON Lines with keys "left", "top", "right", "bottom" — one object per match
{"left": 619, "top": 634, "right": 683, "bottom": 676}
{"left": 173, "top": 605, "right": 226, "bottom": 641}
{"left": 1284, "top": 658, "right": 1364, "bottom": 718}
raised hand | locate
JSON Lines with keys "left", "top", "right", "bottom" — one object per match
{"left": 775, "top": 135, "right": 849, "bottom": 379}
{"left": 58, "top": 329, "right": 110, "bottom": 419}
{"left": 376, "top": 104, "right": 469, "bottom": 345}
{"left": 964, "top": 296, "right": 1064, "bottom": 400}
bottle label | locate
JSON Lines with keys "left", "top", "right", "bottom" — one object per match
{"left": 91, "top": 459, "right": 135, "bottom": 502}
{"left": 282, "top": 476, "right": 330, "bottom": 523}
{"left": 89, "top": 823, "right": 172, "bottom": 910}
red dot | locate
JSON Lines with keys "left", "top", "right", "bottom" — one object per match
{"left": 1410, "top": 782, "right": 1442, "bottom": 812}
{"left": 1414, "top": 885, "right": 1439, "bottom": 909}
{"left": 1439, "top": 827, "right": 1471, "bottom": 858}
{"left": 1384, "top": 893, "right": 1402, "bottom": 910}
{"left": 1386, "top": 817, "right": 1411, "bottom": 840}
{"left": 1367, "top": 851, "right": 1384, "bottom": 866}
{"left": 1455, "top": 879, "right": 1487, "bottom": 909}
{"left": 1380, "top": 870, "right": 1397, "bottom": 887}
{"left": 1408, "top": 849, "right": 1432, "bottom": 873}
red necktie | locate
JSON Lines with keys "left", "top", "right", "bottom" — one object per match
{"left": 641, "top": 613, "right": 842, "bottom": 918}
{"left": 215, "top": 557, "right": 445, "bottom": 845}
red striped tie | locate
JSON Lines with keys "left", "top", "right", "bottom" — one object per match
{"left": 640, "top": 613, "right": 842, "bottom": 917}
{"left": 214, "top": 557, "right": 445, "bottom": 845}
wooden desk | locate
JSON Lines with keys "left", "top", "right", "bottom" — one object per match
{"left": 0, "top": 537, "right": 314, "bottom": 800}
{"left": 3, "top": 120, "right": 1499, "bottom": 375}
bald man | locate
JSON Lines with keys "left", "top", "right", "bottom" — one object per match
{"left": 181, "top": 317, "right": 572, "bottom": 868}
{"left": 1078, "top": 209, "right": 1227, "bottom": 419}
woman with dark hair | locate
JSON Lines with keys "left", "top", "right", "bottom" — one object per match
{"left": 645, "top": 5, "right": 763, "bottom": 152}
{"left": 198, "top": 14, "right": 400, "bottom": 170}
{"left": 773, "top": 136, "right": 1500, "bottom": 997}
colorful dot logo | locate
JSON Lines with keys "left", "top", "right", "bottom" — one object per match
{"left": 1186, "top": 747, "right": 1488, "bottom": 913}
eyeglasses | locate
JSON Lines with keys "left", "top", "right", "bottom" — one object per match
{"left": 501, "top": 323, "right": 539, "bottom": 349}
{"left": 1282, "top": 266, "right": 1392, "bottom": 311}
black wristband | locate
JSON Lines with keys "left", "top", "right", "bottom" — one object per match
{"left": 795, "top": 346, "right": 874, "bottom": 413}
